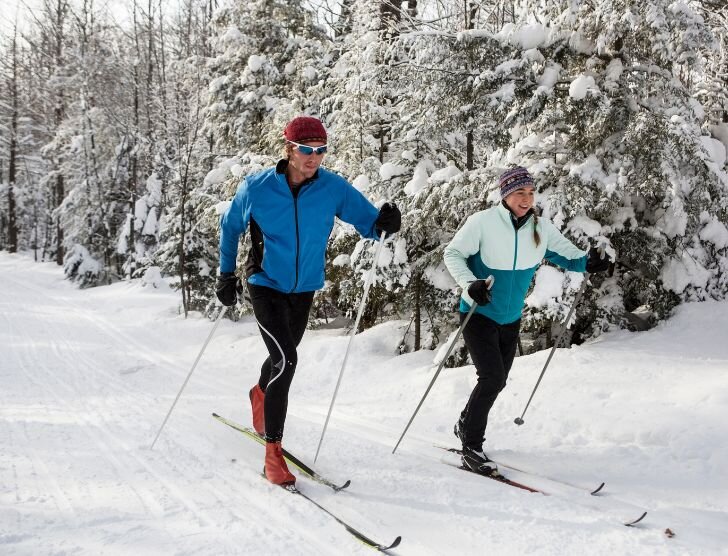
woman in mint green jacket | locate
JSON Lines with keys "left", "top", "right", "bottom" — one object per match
{"left": 443, "top": 167, "right": 610, "bottom": 475}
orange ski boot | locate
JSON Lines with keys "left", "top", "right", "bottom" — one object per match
{"left": 264, "top": 441, "right": 295, "bottom": 485}
{"left": 249, "top": 385, "right": 265, "bottom": 435}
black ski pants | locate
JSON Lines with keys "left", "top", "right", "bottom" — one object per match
{"left": 247, "top": 283, "right": 314, "bottom": 442}
{"left": 459, "top": 311, "right": 521, "bottom": 449}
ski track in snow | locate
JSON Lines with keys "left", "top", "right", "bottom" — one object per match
{"left": 1, "top": 253, "right": 727, "bottom": 555}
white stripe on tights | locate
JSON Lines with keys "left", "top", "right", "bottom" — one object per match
{"left": 256, "top": 319, "right": 287, "bottom": 387}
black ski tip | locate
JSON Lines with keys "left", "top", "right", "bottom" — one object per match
{"left": 380, "top": 535, "right": 401, "bottom": 552}
{"left": 590, "top": 482, "right": 606, "bottom": 496}
{"left": 624, "top": 511, "right": 647, "bottom": 527}
{"left": 212, "top": 412, "right": 220, "bottom": 417}
{"left": 334, "top": 479, "right": 352, "bottom": 492}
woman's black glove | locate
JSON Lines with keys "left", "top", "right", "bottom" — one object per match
{"left": 468, "top": 279, "right": 493, "bottom": 306}
{"left": 216, "top": 272, "right": 242, "bottom": 306}
{"left": 375, "top": 202, "right": 401, "bottom": 235}
{"left": 585, "top": 247, "right": 612, "bottom": 273}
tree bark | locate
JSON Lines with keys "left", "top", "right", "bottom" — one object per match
{"left": 53, "top": 0, "right": 67, "bottom": 265}
{"left": 414, "top": 272, "right": 421, "bottom": 350}
{"left": 6, "top": 25, "right": 20, "bottom": 253}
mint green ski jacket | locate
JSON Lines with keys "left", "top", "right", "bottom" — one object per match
{"left": 444, "top": 203, "right": 587, "bottom": 325}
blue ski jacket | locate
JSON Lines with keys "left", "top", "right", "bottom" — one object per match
{"left": 444, "top": 203, "right": 588, "bottom": 325}
{"left": 219, "top": 160, "right": 379, "bottom": 293}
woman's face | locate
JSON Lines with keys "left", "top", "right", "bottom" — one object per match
{"left": 504, "top": 185, "right": 535, "bottom": 218}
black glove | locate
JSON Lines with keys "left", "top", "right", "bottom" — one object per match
{"left": 585, "top": 247, "right": 612, "bottom": 273}
{"left": 216, "top": 272, "right": 242, "bottom": 306}
{"left": 468, "top": 279, "right": 492, "bottom": 306}
{"left": 374, "top": 202, "right": 401, "bottom": 235}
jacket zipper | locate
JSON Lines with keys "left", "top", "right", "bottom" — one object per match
{"left": 507, "top": 228, "right": 518, "bottom": 316}
{"left": 292, "top": 191, "right": 301, "bottom": 292}
{"left": 505, "top": 209, "right": 531, "bottom": 317}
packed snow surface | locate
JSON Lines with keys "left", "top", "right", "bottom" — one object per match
{"left": 1, "top": 253, "right": 726, "bottom": 555}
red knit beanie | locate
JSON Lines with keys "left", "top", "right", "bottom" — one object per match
{"left": 283, "top": 116, "right": 327, "bottom": 143}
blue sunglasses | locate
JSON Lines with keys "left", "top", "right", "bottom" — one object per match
{"left": 288, "top": 140, "right": 328, "bottom": 155}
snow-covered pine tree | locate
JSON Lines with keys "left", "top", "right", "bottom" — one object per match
{"left": 34, "top": 0, "right": 71, "bottom": 266}
{"left": 151, "top": 0, "right": 218, "bottom": 316}
{"left": 694, "top": 1, "right": 728, "bottom": 157}
{"left": 0, "top": 23, "right": 22, "bottom": 254}
{"left": 378, "top": 4, "right": 520, "bottom": 349}
{"left": 203, "top": 0, "right": 327, "bottom": 155}
{"left": 170, "top": 0, "right": 329, "bottom": 315}
{"left": 56, "top": 4, "right": 131, "bottom": 286}
{"left": 0, "top": 20, "right": 56, "bottom": 261}
{"left": 317, "top": 0, "right": 415, "bottom": 331}
{"left": 476, "top": 0, "right": 727, "bottom": 344}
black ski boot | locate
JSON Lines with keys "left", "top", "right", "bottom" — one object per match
{"left": 461, "top": 445, "right": 498, "bottom": 476}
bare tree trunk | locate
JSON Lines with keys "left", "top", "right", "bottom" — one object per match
{"left": 414, "top": 272, "right": 421, "bottom": 350}
{"left": 464, "top": 0, "right": 477, "bottom": 170}
{"left": 157, "top": 0, "right": 168, "bottom": 132}
{"left": 380, "top": 0, "right": 403, "bottom": 41}
{"left": 334, "top": 0, "right": 354, "bottom": 37}
{"left": 53, "top": 0, "right": 67, "bottom": 265}
{"left": 6, "top": 24, "right": 20, "bottom": 253}
{"left": 155, "top": 0, "right": 169, "bottom": 222}
{"left": 78, "top": 0, "right": 113, "bottom": 280}
{"left": 144, "top": 0, "right": 156, "bottom": 180}
{"left": 22, "top": 158, "right": 39, "bottom": 261}
{"left": 466, "top": 130, "right": 474, "bottom": 170}
{"left": 128, "top": 0, "right": 142, "bottom": 279}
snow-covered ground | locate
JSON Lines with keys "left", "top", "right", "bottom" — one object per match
{"left": 1, "top": 252, "right": 726, "bottom": 555}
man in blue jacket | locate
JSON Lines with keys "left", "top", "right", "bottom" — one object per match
{"left": 216, "top": 116, "right": 401, "bottom": 485}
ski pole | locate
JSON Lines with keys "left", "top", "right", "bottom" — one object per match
{"left": 514, "top": 273, "right": 590, "bottom": 426}
{"left": 151, "top": 305, "right": 229, "bottom": 449}
{"left": 392, "top": 276, "right": 493, "bottom": 454}
{"left": 314, "top": 232, "right": 387, "bottom": 464}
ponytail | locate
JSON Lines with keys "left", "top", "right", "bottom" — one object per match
{"left": 533, "top": 213, "right": 541, "bottom": 246}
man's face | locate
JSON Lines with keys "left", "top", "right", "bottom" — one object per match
{"left": 504, "top": 185, "right": 535, "bottom": 218}
{"left": 286, "top": 140, "right": 326, "bottom": 181}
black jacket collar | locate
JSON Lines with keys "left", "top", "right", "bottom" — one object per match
{"left": 501, "top": 200, "right": 535, "bottom": 230}
{"left": 276, "top": 159, "right": 320, "bottom": 190}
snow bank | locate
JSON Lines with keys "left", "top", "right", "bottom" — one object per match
{"left": 3, "top": 253, "right": 728, "bottom": 556}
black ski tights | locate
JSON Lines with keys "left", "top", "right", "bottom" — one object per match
{"left": 247, "top": 283, "right": 314, "bottom": 442}
{"left": 459, "top": 312, "right": 520, "bottom": 449}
